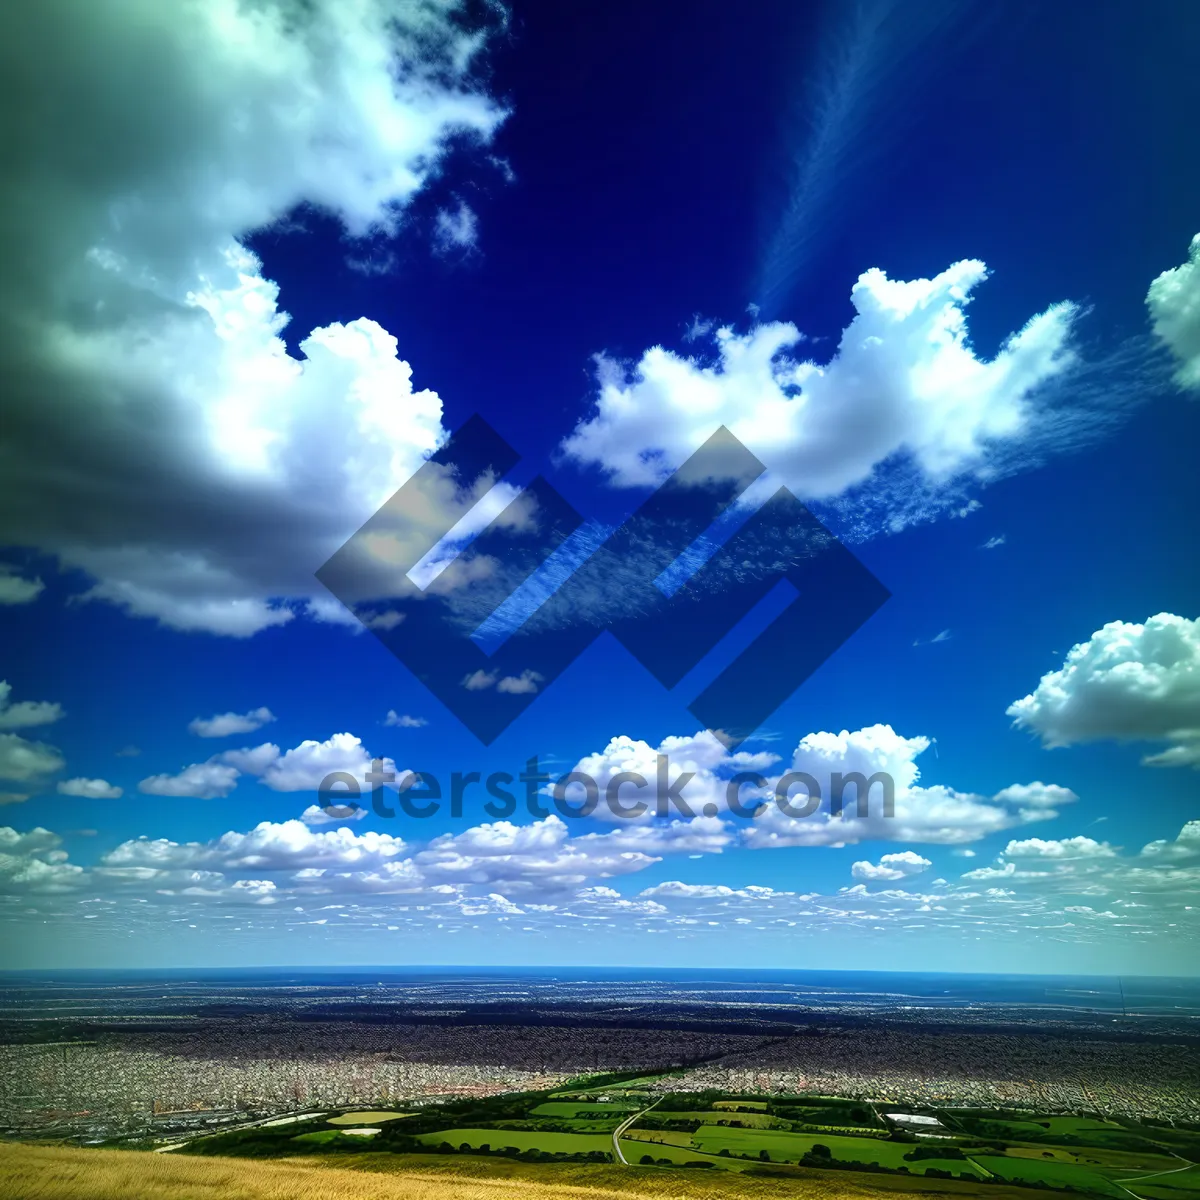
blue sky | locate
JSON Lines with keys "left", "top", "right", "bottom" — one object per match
{"left": 1, "top": 0, "right": 1199, "bottom": 974}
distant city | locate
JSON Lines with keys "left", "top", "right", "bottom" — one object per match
{"left": 2, "top": 969, "right": 1198, "bottom": 1146}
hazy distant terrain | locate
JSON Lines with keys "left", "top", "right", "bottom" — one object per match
{"left": 2, "top": 970, "right": 1198, "bottom": 1141}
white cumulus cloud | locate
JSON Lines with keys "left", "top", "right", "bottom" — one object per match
{"left": 301, "top": 803, "right": 369, "bottom": 826}
{"left": 746, "top": 724, "right": 1075, "bottom": 849}
{"left": 0, "top": 733, "right": 65, "bottom": 784}
{"left": 102, "top": 819, "right": 409, "bottom": 873}
{"left": 562, "top": 261, "right": 1077, "bottom": 518}
{"left": 249, "top": 733, "right": 400, "bottom": 793}
{"left": 1008, "top": 613, "right": 1200, "bottom": 766}
{"left": 557, "top": 723, "right": 1073, "bottom": 850}
{"left": 0, "top": 682, "right": 63, "bottom": 730}
{"left": 138, "top": 760, "right": 241, "bottom": 800}
{"left": 137, "top": 732, "right": 400, "bottom": 800}
{"left": 57, "top": 778, "right": 123, "bottom": 800}
{"left": 1000, "top": 836, "right": 1116, "bottom": 860}
{"left": 0, "top": 826, "right": 84, "bottom": 892}
{"left": 0, "top": 0, "right": 504, "bottom": 636}
{"left": 1147, "top": 233, "right": 1200, "bottom": 390}
{"left": 851, "top": 850, "right": 932, "bottom": 881}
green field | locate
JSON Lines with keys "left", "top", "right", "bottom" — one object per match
{"left": 625, "top": 1130, "right": 696, "bottom": 1148}
{"left": 696, "top": 1127, "right": 890, "bottom": 1162}
{"left": 1131, "top": 1166, "right": 1200, "bottom": 1200}
{"left": 293, "top": 1129, "right": 377, "bottom": 1145}
{"left": 159, "top": 1075, "right": 1197, "bottom": 1198}
{"left": 1004, "top": 1143, "right": 1180, "bottom": 1172}
{"left": 646, "top": 1110, "right": 788, "bottom": 1129}
{"left": 530, "top": 1102, "right": 638, "bottom": 1117}
{"left": 945, "top": 1112, "right": 1163, "bottom": 1153}
{"left": 487, "top": 1117, "right": 623, "bottom": 1134}
{"left": 627, "top": 1123, "right": 985, "bottom": 1179}
{"left": 796, "top": 1110, "right": 883, "bottom": 1129}
{"left": 621, "top": 1139, "right": 753, "bottom": 1170}
{"left": 414, "top": 1128, "right": 613, "bottom": 1156}
{"left": 973, "top": 1155, "right": 1128, "bottom": 1197}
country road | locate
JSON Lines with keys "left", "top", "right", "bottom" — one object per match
{"left": 612, "top": 1098, "right": 660, "bottom": 1165}
{"left": 1110, "top": 1149, "right": 1197, "bottom": 1200}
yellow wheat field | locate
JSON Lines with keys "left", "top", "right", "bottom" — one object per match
{"left": 0, "top": 1143, "right": 1064, "bottom": 1200}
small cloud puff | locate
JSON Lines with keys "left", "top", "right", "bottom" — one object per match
{"left": 57, "top": 778, "right": 123, "bottom": 800}
{"left": 851, "top": 850, "right": 932, "bottom": 882}
{"left": 384, "top": 711, "right": 427, "bottom": 728}
{"left": 188, "top": 707, "right": 275, "bottom": 738}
